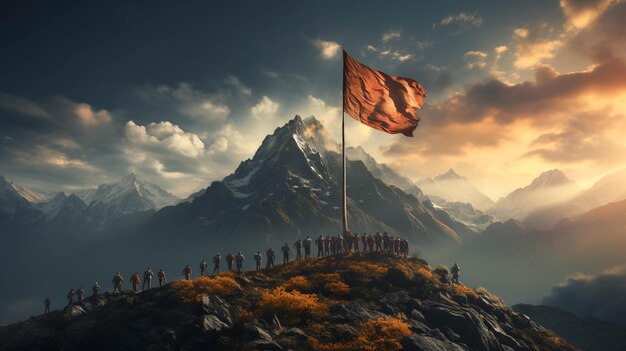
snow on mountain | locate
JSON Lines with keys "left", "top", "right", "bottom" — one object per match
{"left": 488, "top": 169, "right": 580, "bottom": 222}
{"left": 0, "top": 175, "right": 47, "bottom": 205}
{"left": 346, "top": 146, "right": 427, "bottom": 200}
{"left": 417, "top": 169, "right": 494, "bottom": 211}
{"left": 75, "top": 173, "right": 180, "bottom": 213}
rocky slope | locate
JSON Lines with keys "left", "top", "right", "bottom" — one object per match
{"left": 0, "top": 254, "right": 574, "bottom": 351}
{"left": 513, "top": 304, "right": 626, "bottom": 351}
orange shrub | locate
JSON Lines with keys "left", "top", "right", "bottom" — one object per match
{"left": 172, "top": 276, "right": 241, "bottom": 303}
{"left": 545, "top": 335, "right": 566, "bottom": 346}
{"left": 257, "top": 287, "right": 327, "bottom": 325}
{"left": 449, "top": 284, "right": 478, "bottom": 299}
{"left": 281, "top": 276, "right": 316, "bottom": 292}
{"left": 281, "top": 274, "right": 350, "bottom": 296}
{"left": 309, "top": 315, "right": 411, "bottom": 351}
{"left": 324, "top": 280, "right": 350, "bottom": 295}
{"left": 414, "top": 266, "right": 439, "bottom": 286}
{"left": 345, "top": 262, "right": 388, "bottom": 275}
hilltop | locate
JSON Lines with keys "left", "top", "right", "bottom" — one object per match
{"left": 0, "top": 253, "right": 574, "bottom": 351}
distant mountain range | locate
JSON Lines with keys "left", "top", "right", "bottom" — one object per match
{"left": 513, "top": 304, "right": 626, "bottom": 351}
{"left": 487, "top": 169, "right": 579, "bottom": 223}
{"left": 417, "top": 169, "right": 494, "bottom": 211}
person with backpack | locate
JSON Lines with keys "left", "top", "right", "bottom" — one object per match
{"left": 92, "top": 282, "right": 101, "bottom": 297}
{"left": 266, "top": 247, "right": 275, "bottom": 269}
{"left": 182, "top": 265, "right": 192, "bottom": 280}
{"left": 44, "top": 296, "right": 51, "bottom": 314}
{"left": 213, "top": 253, "right": 221, "bottom": 275}
{"left": 199, "top": 260, "right": 208, "bottom": 276}
{"left": 294, "top": 239, "right": 302, "bottom": 260}
{"left": 303, "top": 236, "right": 313, "bottom": 259}
{"left": 254, "top": 251, "right": 262, "bottom": 271}
{"left": 315, "top": 235, "right": 325, "bottom": 257}
{"left": 226, "top": 252, "right": 235, "bottom": 271}
{"left": 235, "top": 251, "right": 245, "bottom": 273}
{"left": 131, "top": 272, "right": 141, "bottom": 291}
{"left": 281, "top": 243, "right": 290, "bottom": 263}
{"left": 67, "top": 289, "right": 75, "bottom": 305}
{"left": 112, "top": 272, "right": 123, "bottom": 294}
{"left": 76, "top": 286, "right": 85, "bottom": 302}
{"left": 451, "top": 263, "right": 461, "bottom": 284}
{"left": 158, "top": 269, "right": 167, "bottom": 287}
{"left": 143, "top": 267, "right": 153, "bottom": 290}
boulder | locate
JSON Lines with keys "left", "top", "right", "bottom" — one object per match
{"left": 401, "top": 335, "right": 466, "bottom": 351}
{"left": 203, "top": 315, "right": 228, "bottom": 333}
{"left": 201, "top": 295, "right": 233, "bottom": 326}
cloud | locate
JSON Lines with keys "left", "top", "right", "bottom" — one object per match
{"left": 382, "top": 30, "right": 401, "bottom": 43}
{"left": 380, "top": 50, "right": 413, "bottom": 62}
{"left": 560, "top": 0, "right": 615, "bottom": 30}
{"left": 72, "top": 102, "right": 112, "bottom": 126}
{"left": 313, "top": 39, "right": 341, "bottom": 59}
{"left": 250, "top": 96, "right": 280, "bottom": 119}
{"left": 543, "top": 266, "right": 626, "bottom": 325}
{"left": 224, "top": 75, "right": 252, "bottom": 96}
{"left": 464, "top": 50, "right": 488, "bottom": 70}
{"left": 0, "top": 92, "right": 51, "bottom": 119}
{"left": 513, "top": 25, "right": 562, "bottom": 69}
{"left": 305, "top": 95, "right": 372, "bottom": 147}
{"left": 434, "top": 12, "right": 483, "bottom": 30}
{"left": 125, "top": 120, "right": 205, "bottom": 158}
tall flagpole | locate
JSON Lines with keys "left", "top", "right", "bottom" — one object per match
{"left": 342, "top": 48, "right": 349, "bottom": 235}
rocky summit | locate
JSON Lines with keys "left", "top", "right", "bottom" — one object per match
{"left": 0, "top": 253, "right": 574, "bottom": 351}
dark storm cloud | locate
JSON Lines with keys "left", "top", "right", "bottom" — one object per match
{"left": 543, "top": 266, "right": 626, "bottom": 326}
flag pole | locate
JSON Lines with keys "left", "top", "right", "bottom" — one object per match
{"left": 342, "top": 47, "right": 349, "bottom": 236}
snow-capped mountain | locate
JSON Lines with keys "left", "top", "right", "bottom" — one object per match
{"left": 488, "top": 169, "right": 580, "bottom": 221}
{"left": 417, "top": 169, "right": 494, "bottom": 211}
{"left": 75, "top": 173, "right": 180, "bottom": 213}
{"left": 0, "top": 175, "right": 46, "bottom": 225}
{"left": 346, "top": 146, "right": 426, "bottom": 200}
{"left": 137, "top": 115, "right": 474, "bottom": 253}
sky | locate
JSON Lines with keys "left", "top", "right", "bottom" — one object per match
{"left": 1, "top": 0, "right": 625, "bottom": 199}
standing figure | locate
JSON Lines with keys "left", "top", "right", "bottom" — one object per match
{"left": 304, "top": 235, "right": 312, "bottom": 258}
{"left": 131, "top": 272, "right": 140, "bottom": 291}
{"left": 294, "top": 239, "right": 302, "bottom": 260}
{"left": 112, "top": 272, "right": 124, "bottom": 294}
{"left": 143, "top": 267, "right": 153, "bottom": 290}
{"left": 213, "top": 253, "right": 221, "bottom": 275}
{"left": 158, "top": 269, "right": 167, "bottom": 287}
{"left": 226, "top": 252, "right": 235, "bottom": 271}
{"left": 92, "top": 282, "right": 101, "bottom": 297}
{"left": 354, "top": 233, "right": 360, "bottom": 252}
{"left": 315, "top": 235, "right": 325, "bottom": 257}
{"left": 266, "top": 247, "right": 275, "bottom": 269}
{"left": 182, "top": 265, "right": 192, "bottom": 280}
{"left": 361, "top": 233, "right": 368, "bottom": 253}
{"left": 451, "top": 263, "right": 461, "bottom": 284}
{"left": 44, "top": 296, "right": 51, "bottom": 314}
{"left": 281, "top": 243, "right": 290, "bottom": 263}
{"left": 67, "top": 289, "right": 75, "bottom": 305}
{"left": 324, "top": 235, "right": 331, "bottom": 256}
{"left": 235, "top": 251, "right": 245, "bottom": 273}
{"left": 254, "top": 251, "right": 262, "bottom": 271}
{"left": 200, "top": 260, "right": 208, "bottom": 276}
{"left": 375, "top": 232, "right": 382, "bottom": 251}
{"left": 76, "top": 286, "right": 85, "bottom": 302}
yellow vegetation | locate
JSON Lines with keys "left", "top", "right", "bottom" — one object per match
{"left": 309, "top": 316, "right": 411, "bottom": 351}
{"left": 280, "top": 273, "right": 350, "bottom": 296}
{"left": 449, "top": 284, "right": 479, "bottom": 299}
{"left": 257, "top": 287, "right": 327, "bottom": 325}
{"left": 172, "top": 276, "right": 241, "bottom": 303}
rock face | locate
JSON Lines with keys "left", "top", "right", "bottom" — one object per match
{"left": 0, "top": 254, "right": 575, "bottom": 351}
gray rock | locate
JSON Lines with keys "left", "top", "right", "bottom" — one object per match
{"left": 402, "top": 335, "right": 466, "bottom": 351}
{"left": 203, "top": 314, "right": 228, "bottom": 333}
{"left": 63, "top": 305, "right": 86, "bottom": 319}
{"left": 201, "top": 294, "right": 233, "bottom": 325}
{"left": 426, "top": 304, "right": 502, "bottom": 351}
{"left": 329, "top": 303, "right": 386, "bottom": 323}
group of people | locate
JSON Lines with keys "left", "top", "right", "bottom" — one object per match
{"left": 44, "top": 231, "right": 413, "bottom": 314}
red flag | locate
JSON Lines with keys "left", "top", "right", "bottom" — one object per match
{"left": 343, "top": 50, "right": 426, "bottom": 137}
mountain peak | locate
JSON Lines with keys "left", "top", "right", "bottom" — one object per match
{"left": 528, "top": 169, "right": 575, "bottom": 189}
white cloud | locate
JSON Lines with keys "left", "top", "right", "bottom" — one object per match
{"left": 73, "top": 103, "right": 112, "bottom": 126}
{"left": 512, "top": 25, "right": 562, "bottom": 69}
{"left": 435, "top": 12, "right": 483, "bottom": 29}
{"left": 0, "top": 92, "right": 51, "bottom": 119}
{"left": 125, "top": 120, "right": 205, "bottom": 158}
{"left": 559, "top": 0, "right": 615, "bottom": 30}
{"left": 143, "top": 83, "right": 231, "bottom": 122}
{"left": 305, "top": 95, "right": 372, "bottom": 147}
{"left": 464, "top": 50, "right": 488, "bottom": 70}
{"left": 382, "top": 30, "right": 401, "bottom": 43}
{"left": 313, "top": 39, "right": 341, "bottom": 59}
{"left": 251, "top": 96, "right": 280, "bottom": 119}
{"left": 380, "top": 50, "right": 413, "bottom": 62}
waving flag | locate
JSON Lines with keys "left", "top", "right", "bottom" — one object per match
{"left": 343, "top": 50, "right": 426, "bottom": 137}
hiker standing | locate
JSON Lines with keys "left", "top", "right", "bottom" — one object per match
{"left": 294, "top": 239, "right": 302, "bottom": 260}
{"left": 158, "top": 269, "right": 167, "bottom": 287}
{"left": 44, "top": 296, "right": 51, "bottom": 314}
{"left": 182, "top": 265, "right": 192, "bottom": 280}
{"left": 143, "top": 267, "right": 153, "bottom": 290}
{"left": 213, "top": 253, "right": 221, "bottom": 275}
{"left": 76, "top": 287, "right": 85, "bottom": 302}
{"left": 315, "top": 235, "right": 325, "bottom": 257}
{"left": 200, "top": 260, "right": 208, "bottom": 276}
{"left": 451, "top": 263, "right": 461, "bottom": 284}
{"left": 281, "top": 243, "right": 290, "bottom": 263}
{"left": 67, "top": 289, "right": 75, "bottom": 305}
{"left": 266, "top": 247, "right": 275, "bottom": 269}
{"left": 235, "top": 251, "right": 245, "bottom": 273}
{"left": 131, "top": 272, "right": 140, "bottom": 291}
{"left": 254, "top": 251, "right": 262, "bottom": 271}
{"left": 226, "top": 252, "right": 235, "bottom": 271}
{"left": 112, "top": 272, "right": 124, "bottom": 294}
{"left": 304, "top": 236, "right": 313, "bottom": 258}
{"left": 92, "top": 282, "right": 101, "bottom": 297}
